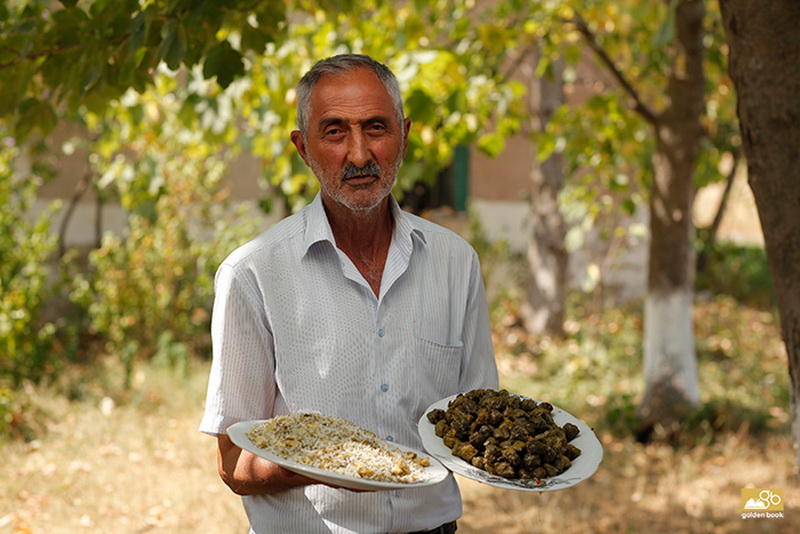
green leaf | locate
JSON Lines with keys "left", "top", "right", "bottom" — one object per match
{"left": 405, "top": 88, "right": 437, "bottom": 124}
{"left": 158, "top": 20, "right": 185, "bottom": 70}
{"left": 128, "top": 11, "right": 147, "bottom": 52}
{"left": 16, "top": 99, "right": 57, "bottom": 139}
{"left": 622, "top": 198, "right": 637, "bottom": 216}
{"left": 653, "top": 0, "right": 677, "bottom": 48}
{"left": 81, "top": 66, "right": 103, "bottom": 92}
{"left": 241, "top": 25, "right": 269, "bottom": 54}
{"left": 259, "top": 196, "right": 273, "bottom": 214}
{"left": 536, "top": 133, "right": 556, "bottom": 161}
{"left": 477, "top": 132, "right": 505, "bottom": 157}
{"left": 50, "top": 6, "right": 90, "bottom": 45}
{"left": 89, "top": 0, "right": 119, "bottom": 18}
{"left": 59, "top": 0, "right": 78, "bottom": 7}
{"left": 202, "top": 41, "right": 244, "bottom": 89}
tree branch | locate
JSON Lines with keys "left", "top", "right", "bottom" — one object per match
{"left": 58, "top": 170, "right": 92, "bottom": 258}
{"left": 0, "top": 42, "right": 84, "bottom": 69}
{"left": 707, "top": 149, "right": 740, "bottom": 242}
{"left": 562, "top": 13, "right": 659, "bottom": 125}
{"left": 499, "top": 42, "right": 537, "bottom": 84}
{"left": 696, "top": 148, "right": 740, "bottom": 272}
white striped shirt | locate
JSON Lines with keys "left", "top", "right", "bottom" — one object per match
{"left": 200, "top": 193, "right": 498, "bottom": 533}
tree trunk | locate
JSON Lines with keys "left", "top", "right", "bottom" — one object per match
{"left": 522, "top": 55, "right": 568, "bottom": 337}
{"left": 639, "top": 0, "right": 705, "bottom": 426}
{"left": 719, "top": 0, "right": 800, "bottom": 466}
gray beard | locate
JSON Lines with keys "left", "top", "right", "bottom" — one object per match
{"left": 308, "top": 154, "right": 403, "bottom": 213}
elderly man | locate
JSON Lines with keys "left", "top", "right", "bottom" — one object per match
{"left": 200, "top": 54, "right": 498, "bottom": 534}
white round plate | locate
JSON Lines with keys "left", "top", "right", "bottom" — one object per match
{"left": 227, "top": 419, "right": 449, "bottom": 491}
{"left": 417, "top": 393, "right": 603, "bottom": 491}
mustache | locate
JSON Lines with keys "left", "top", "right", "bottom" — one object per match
{"left": 340, "top": 161, "right": 382, "bottom": 180}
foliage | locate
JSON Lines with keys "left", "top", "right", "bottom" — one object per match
{"left": 69, "top": 82, "right": 260, "bottom": 387}
{"left": 0, "top": 138, "right": 60, "bottom": 387}
{"left": 0, "top": 0, "right": 292, "bottom": 138}
{"left": 0, "top": 0, "right": 741, "bottom": 224}
{"left": 465, "top": 208, "right": 515, "bottom": 293}
{"left": 537, "top": 0, "right": 738, "bottom": 262}
{"left": 695, "top": 239, "right": 776, "bottom": 309}
{"left": 0, "top": 0, "right": 529, "bottom": 209}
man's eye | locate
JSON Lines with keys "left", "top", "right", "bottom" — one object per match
{"left": 368, "top": 123, "right": 386, "bottom": 133}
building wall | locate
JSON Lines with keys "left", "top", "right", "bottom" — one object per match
{"left": 470, "top": 134, "right": 534, "bottom": 203}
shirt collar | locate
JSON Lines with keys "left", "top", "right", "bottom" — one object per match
{"left": 302, "top": 193, "right": 426, "bottom": 257}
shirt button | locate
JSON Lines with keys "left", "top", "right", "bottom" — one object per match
{"left": 380, "top": 383, "right": 389, "bottom": 392}
{"left": 377, "top": 328, "right": 385, "bottom": 338}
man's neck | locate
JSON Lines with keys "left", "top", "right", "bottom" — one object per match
{"left": 321, "top": 194, "right": 394, "bottom": 296}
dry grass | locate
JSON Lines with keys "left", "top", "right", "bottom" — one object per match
{"left": 1, "top": 350, "right": 797, "bottom": 533}
{"left": 0, "top": 361, "right": 247, "bottom": 534}
{"left": 459, "top": 431, "right": 799, "bottom": 533}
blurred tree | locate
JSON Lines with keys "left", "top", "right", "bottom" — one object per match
{"left": 637, "top": 0, "right": 705, "bottom": 428}
{"left": 521, "top": 52, "right": 568, "bottom": 337}
{"left": 719, "top": 0, "right": 800, "bottom": 464}
{"left": 537, "top": 0, "right": 738, "bottom": 429}
{"left": 69, "top": 75, "right": 259, "bottom": 387}
{"left": 0, "top": 0, "right": 289, "bottom": 138}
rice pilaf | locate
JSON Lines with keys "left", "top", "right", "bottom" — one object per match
{"left": 246, "top": 413, "right": 430, "bottom": 483}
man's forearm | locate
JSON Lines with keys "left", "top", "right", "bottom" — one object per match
{"left": 217, "top": 434, "right": 314, "bottom": 495}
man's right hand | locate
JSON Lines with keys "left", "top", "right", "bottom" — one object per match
{"left": 217, "top": 434, "right": 316, "bottom": 495}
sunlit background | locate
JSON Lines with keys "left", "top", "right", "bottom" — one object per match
{"left": 1, "top": 1, "right": 796, "bottom": 532}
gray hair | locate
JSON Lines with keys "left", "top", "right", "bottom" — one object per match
{"left": 295, "top": 54, "right": 405, "bottom": 136}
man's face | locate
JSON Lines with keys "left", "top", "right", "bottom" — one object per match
{"left": 291, "top": 67, "right": 411, "bottom": 213}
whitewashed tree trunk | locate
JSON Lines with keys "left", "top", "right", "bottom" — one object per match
{"left": 639, "top": 0, "right": 705, "bottom": 427}
{"left": 643, "top": 289, "right": 699, "bottom": 407}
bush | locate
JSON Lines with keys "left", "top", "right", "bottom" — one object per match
{"left": 0, "top": 140, "right": 60, "bottom": 387}
{"left": 70, "top": 153, "right": 259, "bottom": 388}
{"left": 695, "top": 239, "right": 775, "bottom": 309}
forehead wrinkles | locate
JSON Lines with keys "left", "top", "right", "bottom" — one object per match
{"left": 316, "top": 104, "right": 392, "bottom": 124}
{"left": 309, "top": 69, "right": 397, "bottom": 128}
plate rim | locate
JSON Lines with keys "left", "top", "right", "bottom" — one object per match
{"left": 226, "top": 418, "right": 449, "bottom": 491}
{"left": 417, "top": 392, "right": 603, "bottom": 492}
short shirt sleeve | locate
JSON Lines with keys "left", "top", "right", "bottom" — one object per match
{"left": 199, "top": 263, "right": 277, "bottom": 435}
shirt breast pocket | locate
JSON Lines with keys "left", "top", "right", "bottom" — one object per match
{"left": 414, "top": 335, "right": 463, "bottom": 398}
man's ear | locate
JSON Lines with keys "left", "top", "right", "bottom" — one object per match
{"left": 290, "top": 130, "right": 310, "bottom": 166}
{"left": 402, "top": 118, "right": 412, "bottom": 157}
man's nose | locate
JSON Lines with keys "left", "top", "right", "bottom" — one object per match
{"left": 346, "top": 130, "right": 371, "bottom": 168}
